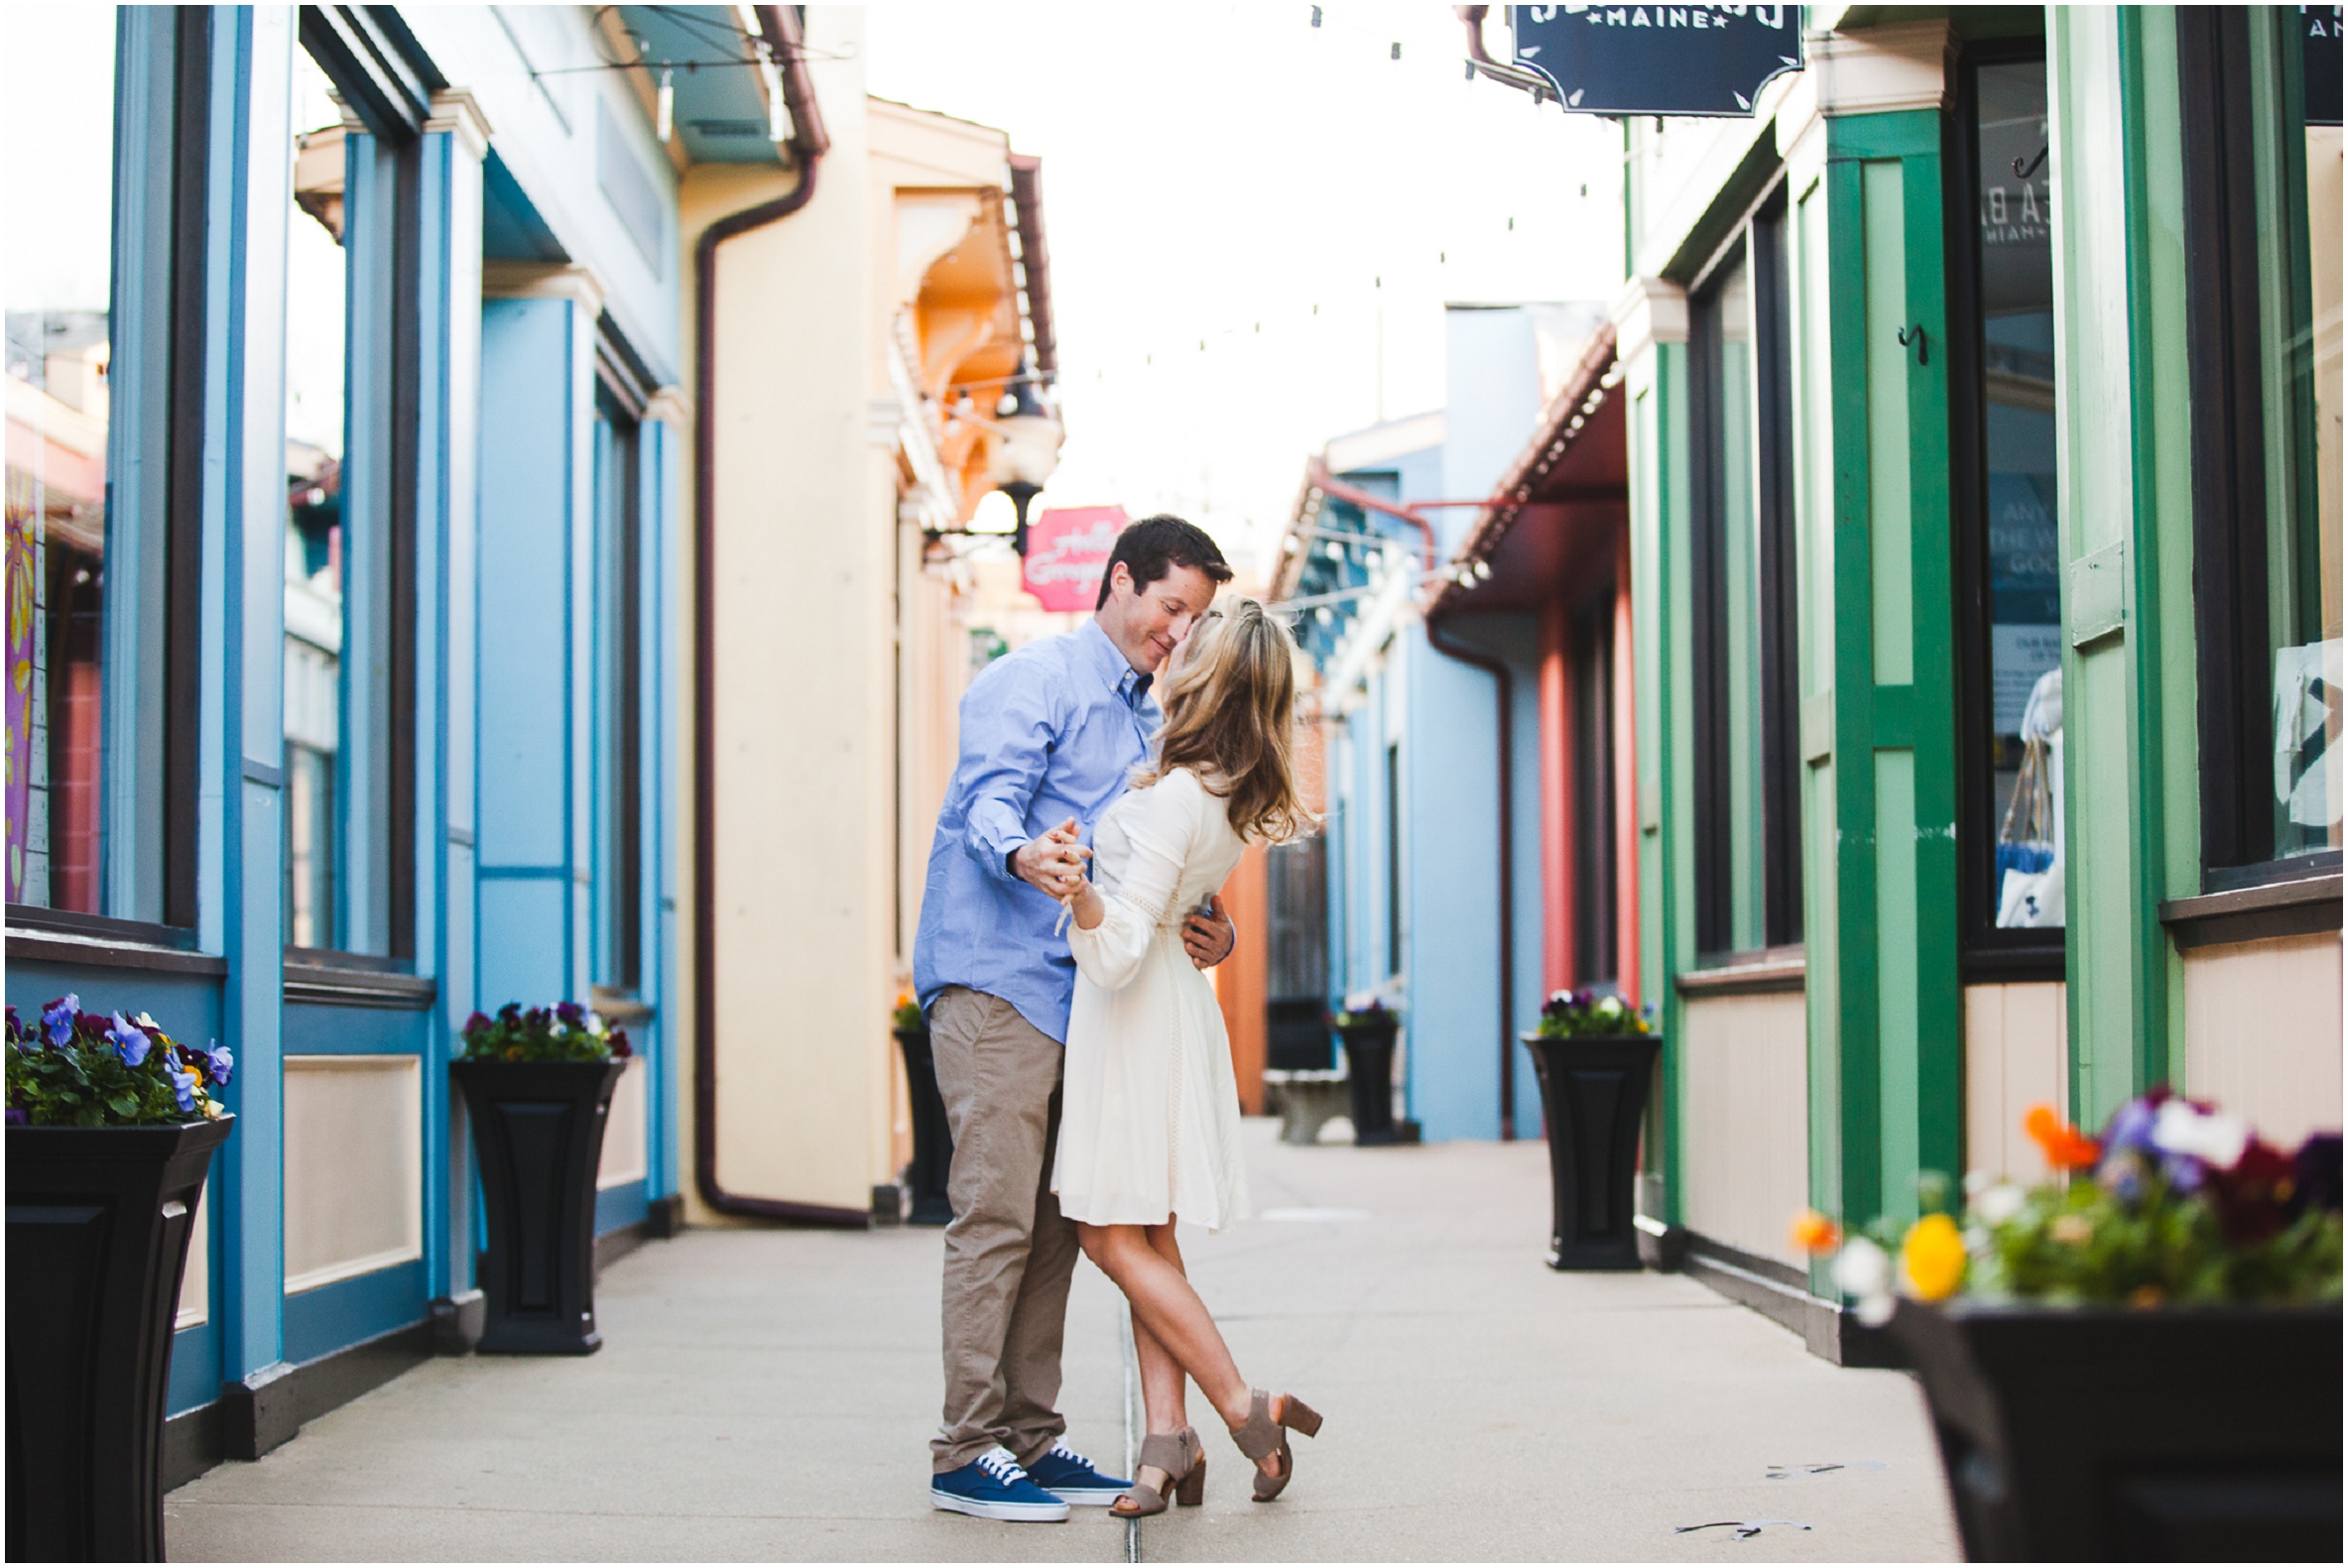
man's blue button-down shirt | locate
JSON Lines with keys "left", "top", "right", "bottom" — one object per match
{"left": 914, "top": 618, "right": 1157, "bottom": 1044}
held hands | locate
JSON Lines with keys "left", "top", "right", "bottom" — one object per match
{"left": 1021, "top": 821, "right": 1235, "bottom": 963}
{"left": 1012, "top": 818, "right": 1091, "bottom": 900}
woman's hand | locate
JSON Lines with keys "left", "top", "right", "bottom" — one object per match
{"left": 1067, "top": 875, "right": 1106, "bottom": 931}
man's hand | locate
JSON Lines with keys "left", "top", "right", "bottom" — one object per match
{"left": 1011, "top": 818, "right": 1090, "bottom": 899}
{"left": 1183, "top": 894, "right": 1236, "bottom": 969}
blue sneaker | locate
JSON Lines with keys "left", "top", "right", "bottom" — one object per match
{"left": 1022, "top": 1440, "right": 1133, "bottom": 1506}
{"left": 930, "top": 1446, "right": 1071, "bottom": 1521}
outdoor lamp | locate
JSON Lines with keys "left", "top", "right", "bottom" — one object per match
{"left": 987, "top": 369, "right": 1063, "bottom": 556}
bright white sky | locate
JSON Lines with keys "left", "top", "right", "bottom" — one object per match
{"left": 863, "top": 2, "right": 1628, "bottom": 581}
{"left": 3, "top": 6, "right": 116, "bottom": 313}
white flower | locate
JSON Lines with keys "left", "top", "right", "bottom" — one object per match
{"left": 1973, "top": 1183, "right": 2028, "bottom": 1227}
{"left": 2151, "top": 1100, "right": 2249, "bottom": 1168}
{"left": 551, "top": 1020, "right": 568, "bottom": 1037}
{"left": 1597, "top": 995, "right": 1624, "bottom": 1017}
{"left": 585, "top": 1012, "right": 605, "bottom": 1034}
{"left": 1833, "top": 1236, "right": 1891, "bottom": 1300}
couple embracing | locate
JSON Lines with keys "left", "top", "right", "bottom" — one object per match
{"left": 913, "top": 516, "right": 1322, "bottom": 1523}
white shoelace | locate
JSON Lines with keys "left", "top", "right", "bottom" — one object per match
{"left": 1048, "top": 1440, "right": 1094, "bottom": 1470}
{"left": 975, "top": 1446, "right": 1031, "bottom": 1486}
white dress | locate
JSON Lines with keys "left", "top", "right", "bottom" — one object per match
{"left": 1053, "top": 768, "right": 1252, "bottom": 1232}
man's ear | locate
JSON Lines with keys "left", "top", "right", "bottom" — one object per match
{"left": 1108, "top": 560, "right": 1133, "bottom": 600}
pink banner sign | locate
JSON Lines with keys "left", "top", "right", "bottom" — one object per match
{"left": 1022, "top": 506, "right": 1126, "bottom": 613}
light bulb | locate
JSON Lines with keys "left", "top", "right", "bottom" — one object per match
{"left": 657, "top": 68, "right": 674, "bottom": 142}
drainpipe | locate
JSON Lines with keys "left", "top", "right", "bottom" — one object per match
{"left": 690, "top": 7, "right": 859, "bottom": 1225}
{"left": 1302, "top": 465, "right": 1520, "bottom": 1142}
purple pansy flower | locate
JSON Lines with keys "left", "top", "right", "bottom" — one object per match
{"left": 44, "top": 995, "right": 79, "bottom": 1046}
{"left": 165, "top": 1057, "right": 199, "bottom": 1114}
{"left": 108, "top": 1013, "right": 152, "bottom": 1067}
{"left": 204, "top": 1040, "right": 233, "bottom": 1088}
{"left": 4, "top": 1107, "right": 24, "bottom": 1127}
{"left": 462, "top": 1012, "right": 491, "bottom": 1035}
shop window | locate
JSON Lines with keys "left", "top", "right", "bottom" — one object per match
{"left": 1569, "top": 592, "right": 1619, "bottom": 986}
{"left": 283, "top": 34, "right": 419, "bottom": 959}
{"left": 592, "top": 381, "right": 645, "bottom": 993}
{"left": 4, "top": 10, "right": 206, "bottom": 930}
{"left": 2178, "top": 6, "right": 2344, "bottom": 886}
{"left": 1689, "top": 196, "right": 1802, "bottom": 962}
{"left": 1384, "top": 740, "right": 1403, "bottom": 977}
{"left": 1952, "top": 44, "right": 2066, "bottom": 968}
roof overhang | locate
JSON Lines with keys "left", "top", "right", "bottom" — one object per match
{"left": 1429, "top": 325, "right": 1627, "bottom": 616}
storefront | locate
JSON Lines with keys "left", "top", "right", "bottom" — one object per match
{"left": 1612, "top": 5, "right": 2342, "bottom": 1355}
{"left": 5, "top": 2, "right": 823, "bottom": 1478}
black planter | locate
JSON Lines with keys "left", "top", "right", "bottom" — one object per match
{"left": 1524, "top": 1031, "right": 1660, "bottom": 1270}
{"left": 7, "top": 1115, "right": 233, "bottom": 1562}
{"left": 1892, "top": 1298, "right": 2343, "bottom": 1562}
{"left": 451, "top": 1058, "right": 624, "bottom": 1355}
{"left": 894, "top": 1025, "right": 954, "bottom": 1226}
{"left": 1336, "top": 1018, "right": 1399, "bottom": 1146}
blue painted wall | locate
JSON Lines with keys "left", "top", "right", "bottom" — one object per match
{"left": 6, "top": 7, "right": 687, "bottom": 1429}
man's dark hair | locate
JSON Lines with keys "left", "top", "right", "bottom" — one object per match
{"left": 1095, "top": 515, "right": 1234, "bottom": 610}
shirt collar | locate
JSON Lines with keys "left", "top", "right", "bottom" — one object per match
{"left": 1079, "top": 618, "right": 1155, "bottom": 709}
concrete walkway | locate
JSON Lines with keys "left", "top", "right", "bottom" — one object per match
{"left": 167, "top": 1124, "right": 1960, "bottom": 1562}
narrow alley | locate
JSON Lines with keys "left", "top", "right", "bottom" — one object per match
{"left": 166, "top": 1125, "right": 1959, "bottom": 1563}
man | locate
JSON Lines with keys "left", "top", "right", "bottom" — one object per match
{"left": 914, "top": 516, "right": 1237, "bottom": 1521}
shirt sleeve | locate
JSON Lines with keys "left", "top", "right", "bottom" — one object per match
{"left": 1067, "top": 775, "right": 1198, "bottom": 993}
{"left": 954, "top": 656, "right": 1065, "bottom": 890}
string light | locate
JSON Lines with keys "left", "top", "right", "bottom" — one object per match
{"left": 656, "top": 67, "right": 674, "bottom": 140}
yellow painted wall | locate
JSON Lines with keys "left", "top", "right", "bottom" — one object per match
{"left": 680, "top": 8, "right": 898, "bottom": 1219}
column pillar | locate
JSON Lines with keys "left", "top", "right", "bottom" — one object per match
{"left": 1614, "top": 274, "right": 1689, "bottom": 1224}
{"left": 417, "top": 87, "right": 491, "bottom": 1346}
{"left": 213, "top": 4, "right": 297, "bottom": 1456}
{"left": 475, "top": 262, "right": 604, "bottom": 1019}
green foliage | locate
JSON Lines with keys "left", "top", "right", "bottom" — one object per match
{"left": 458, "top": 1003, "right": 632, "bottom": 1063}
{"left": 6, "top": 999, "right": 231, "bottom": 1128}
{"left": 1972, "top": 1167, "right": 2343, "bottom": 1309}
{"left": 892, "top": 997, "right": 924, "bottom": 1032}
{"left": 1533, "top": 988, "right": 1655, "bottom": 1038}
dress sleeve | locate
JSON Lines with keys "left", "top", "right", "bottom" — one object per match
{"left": 1066, "top": 774, "right": 1199, "bottom": 994}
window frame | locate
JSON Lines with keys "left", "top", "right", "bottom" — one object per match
{"left": 2176, "top": 4, "right": 2344, "bottom": 893}
{"left": 1949, "top": 34, "right": 2069, "bottom": 980}
{"left": 5, "top": 7, "right": 209, "bottom": 943}
{"left": 284, "top": 13, "right": 431, "bottom": 966}
{"left": 592, "top": 334, "right": 654, "bottom": 995}
{"left": 1568, "top": 587, "right": 1619, "bottom": 987}
{"left": 1687, "top": 191, "right": 1803, "bottom": 966}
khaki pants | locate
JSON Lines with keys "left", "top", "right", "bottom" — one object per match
{"left": 927, "top": 986, "right": 1081, "bottom": 1473}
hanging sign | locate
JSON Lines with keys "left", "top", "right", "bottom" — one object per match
{"left": 2307, "top": 6, "right": 2343, "bottom": 127}
{"left": 1022, "top": 506, "right": 1127, "bottom": 613}
{"left": 1509, "top": 4, "right": 1805, "bottom": 118}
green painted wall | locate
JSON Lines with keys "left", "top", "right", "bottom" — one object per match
{"left": 1800, "top": 110, "right": 1967, "bottom": 1239}
{"left": 1630, "top": 338, "right": 1694, "bottom": 1224}
{"left": 2047, "top": 6, "right": 2200, "bottom": 1125}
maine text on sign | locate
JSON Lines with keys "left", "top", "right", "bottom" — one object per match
{"left": 1023, "top": 506, "right": 1127, "bottom": 613}
{"left": 1510, "top": 5, "right": 1804, "bottom": 118}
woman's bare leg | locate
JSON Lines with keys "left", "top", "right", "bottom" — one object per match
{"left": 1080, "top": 1222, "right": 1270, "bottom": 1475}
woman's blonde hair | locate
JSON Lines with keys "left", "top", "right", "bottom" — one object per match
{"left": 1135, "top": 596, "right": 1307, "bottom": 844}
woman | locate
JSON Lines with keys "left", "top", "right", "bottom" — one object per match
{"left": 1053, "top": 597, "right": 1322, "bottom": 1518}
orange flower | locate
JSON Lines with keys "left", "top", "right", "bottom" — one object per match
{"left": 1790, "top": 1209, "right": 1841, "bottom": 1255}
{"left": 2023, "top": 1104, "right": 2102, "bottom": 1170}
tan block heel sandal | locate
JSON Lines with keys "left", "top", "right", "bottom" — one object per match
{"left": 1231, "top": 1389, "right": 1322, "bottom": 1503}
{"left": 1110, "top": 1428, "right": 1205, "bottom": 1518}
